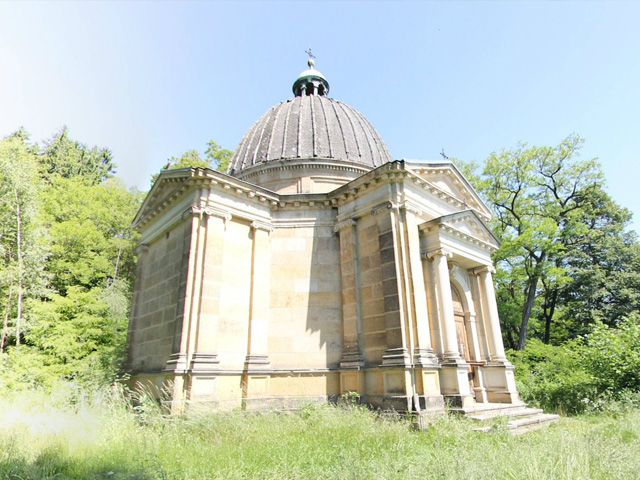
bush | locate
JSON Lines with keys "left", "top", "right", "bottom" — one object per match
{"left": 578, "top": 314, "right": 640, "bottom": 395}
{"left": 509, "top": 314, "right": 640, "bottom": 414}
{"left": 508, "top": 338, "right": 597, "bottom": 414}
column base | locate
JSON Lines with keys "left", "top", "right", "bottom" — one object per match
{"left": 191, "top": 352, "right": 220, "bottom": 373}
{"left": 340, "top": 351, "right": 365, "bottom": 369}
{"left": 487, "top": 356, "right": 513, "bottom": 367}
{"left": 245, "top": 355, "right": 270, "bottom": 371}
{"left": 164, "top": 353, "right": 188, "bottom": 374}
{"left": 414, "top": 347, "right": 439, "bottom": 365}
{"left": 381, "top": 348, "right": 411, "bottom": 366}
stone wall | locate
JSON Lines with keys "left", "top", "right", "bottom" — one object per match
{"left": 268, "top": 219, "right": 342, "bottom": 370}
{"left": 127, "top": 218, "right": 191, "bottom": 373}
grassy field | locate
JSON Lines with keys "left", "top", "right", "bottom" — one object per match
{"left": 0, "top": 387, "right": 639, "bottom": 480}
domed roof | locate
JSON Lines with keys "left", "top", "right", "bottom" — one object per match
{"left": 228, "top": 57, "right": 393, "bottom": 176}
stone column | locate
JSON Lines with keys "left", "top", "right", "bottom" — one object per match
{"left": 421, "top": 255, "right": 444, "bottom": 357}
{"left": 403, "top": 208, "right": 436, "bottom": 365}
{"left": 464, "top": 312, "right": 483, "bottom": 363}
{"left": 245, "top": 221, "right": 272, "bottom": 369}
{"left": 335, "top": 218, "right": 364, "bottom": 368}
{"left": 476, "top": 266, "right": 508, "bottom": 364}
{"left": 469, "top": 272, "right": 491, "bottom": 362}
{"left": 427, "top": 248, "right": 461, "bottom": 363}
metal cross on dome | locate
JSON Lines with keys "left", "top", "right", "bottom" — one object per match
{"left": 305, "top": 48, "right": 316, "bottom": 60}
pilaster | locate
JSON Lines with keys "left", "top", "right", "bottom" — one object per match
{"left": 245, "top": 221, "right": 273, "bottom": 370}
{"left": 190, "top": 209, "right": 231, "bottom": 372}
{"left": 335, "top": 218, "right": 364, "bottom": 368}
{"left": 376, "top": 209, "right": 410, "bottom": 367}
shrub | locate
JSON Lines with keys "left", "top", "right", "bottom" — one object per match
{"left": 577, "top": 314, "right": 640, "bottom": 395}
{"left": 508, "top": 338, "right": 597, "bottom": 414}
{"left": 509, "top": 314, "right": 640, "bottom": 414}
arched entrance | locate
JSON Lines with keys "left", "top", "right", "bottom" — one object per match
{"left": 451, "top": 284, "right": 475, "bottom": 397}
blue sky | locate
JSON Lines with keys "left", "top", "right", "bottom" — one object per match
{"left": 1, "top": 1, "right": 639, "bottom": 232}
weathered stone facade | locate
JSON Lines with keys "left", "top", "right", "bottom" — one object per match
{"left": 124, "top": 59, "right": 520, "bottom": 414}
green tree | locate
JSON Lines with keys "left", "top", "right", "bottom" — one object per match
{"left": 41, "top": 176, "right": 141, "bottom": 295}
{"left": 205, "top": 140, "right": 233, "bottom": 172}
{"left": 19, "top": 176, "right": 142, "bottom": 386}
{"left": 0, "top": 129, "right": 142, "bottom": 389}
{"left": 40, "top": 126, "right": 115, "bottom": 184}
{"left": 152, "top": 140, "right": 233, "bottom": 184}
{"left": 554, "top": 188, "right": 640, "bottom": 338}
{"left": 481, "top": 135, "right": 603, "bottom": 349}
{"left": 0, "top": 135, "right": 48, "bottom": 351}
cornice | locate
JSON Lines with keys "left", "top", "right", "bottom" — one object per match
{"left": 420, "top": 221, "right": 497, "bottom": 254}
{"left": 134, "top": 162, "right": 491, "bottom": 233}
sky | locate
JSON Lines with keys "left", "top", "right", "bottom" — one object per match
{"left": 1, "top": 1, "right": 639, "bottom": 232}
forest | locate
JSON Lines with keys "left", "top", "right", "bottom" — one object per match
{"left": 1, "top": 129, "right": 639, "bottom": 415}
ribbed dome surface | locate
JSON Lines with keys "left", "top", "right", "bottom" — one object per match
{"left": 228, "top": 95, "right": 393, "bottom": 175}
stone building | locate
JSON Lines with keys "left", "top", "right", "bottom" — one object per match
{"left": 124, "top": 58, "right": 520, "bottom": 414}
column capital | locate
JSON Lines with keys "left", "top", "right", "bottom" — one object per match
{"left": 250, "top": 220, "right": 274, "bottom": 232}
{"left": 333, "top": 218, "right": 356, "bottom": 232}
{"left": 473, "top": 265, "right": 496, "bottom": 275}
{"left": 400, "top": 202, "right": 423, "bottom": 217}
{"left": 370, "top": 201, "right": 395, "bottom": 217}
{"left": 204, "top": 207, "right": 232, "bottom": 221}
{"left": 425, "top": 248, "right": 453, "bottom": 260}
{"left": 135, "top": 244, "right": 149, "bottom": 255}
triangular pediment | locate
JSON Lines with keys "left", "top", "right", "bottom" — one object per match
{"left": 132, "top": 168, "right": 194, "bottom": 227}
{"left": 132, "top": 167, "right": 281, "bottom": 230}
{"left": 404, "top": 161, "right": 491, "bottom": 219}
{"left": 420, "top": 209, "right": 500, "bottom": 249}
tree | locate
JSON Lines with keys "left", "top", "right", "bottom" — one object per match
{"left": 481, "top": 135, "right": 603, "bottom": 350}
{"left": 0, "top": 128, "right": 142, "bottom": 390}
{"left": 18, "top": 176, "right": 142, "bottom": 386}
{"left": 41, "top": 176, "right": 141, "bottom": 296}
{"left": 0, "top": 135, "right": 48, "bottom": 351}
{"left": 40, "top": 126, "right": 115, "bottom": 185}
{"left": 151, "top": 140, "right": 233, "bottom": 184}
{"left": 205, "top": 140, "right": 233, "bottom": 172}
{"left": 554, "top": 187, "right": 640, "bottom": 338}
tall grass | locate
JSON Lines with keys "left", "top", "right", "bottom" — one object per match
{"left": 1, "top": 385, "right": 639, "bottom": 480}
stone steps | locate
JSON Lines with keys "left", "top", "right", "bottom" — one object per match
{"left": 450, "top": 403, "right": 560, "bottom": 435}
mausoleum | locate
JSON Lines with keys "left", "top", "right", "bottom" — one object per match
{"left": 124, "top": 58, "right": 520, "bottom": 414}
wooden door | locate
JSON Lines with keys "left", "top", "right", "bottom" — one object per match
{"left": 451, "top": 285, "right": 469, "bottom": 360}
{"left": 451, "top": 285, "right": 475, "bottom": 396}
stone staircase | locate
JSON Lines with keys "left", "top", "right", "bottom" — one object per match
{"left": 449, "top": 403, "right": 560, "bottom": 434}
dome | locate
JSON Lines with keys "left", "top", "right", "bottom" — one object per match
{"left": 228, "top": 96, "right": 393, "bottom": 175}
{"left": 227, "top": 56, "right": 393, "bottom": 192}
